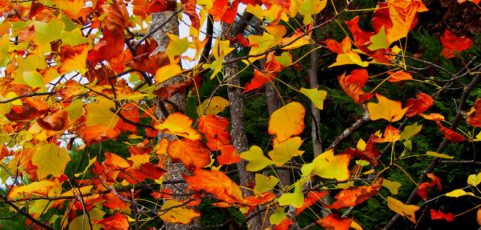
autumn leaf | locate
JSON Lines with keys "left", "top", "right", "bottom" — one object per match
{"left": 59, "top": 43, "right": 89, "bottom": 74}
{"left": 430, "top": 209, "right": 455, "bottom": 222}
{"left": 5, "top": 97, "right": 49, "bottom": 121}
{"left": 338, "top": 69, "right": 373, "bottom": 104}
{"left": 95, "top": 213, "right": 129, "bottom": 230}
{"left": 37, "top": 110, "right": 70, "bottom": 131}
{"left": 240, "top": 145, "right": 273, "bottom": 171}
{"left": 254, "top": 174, "right": 279, "bottom": 194}
{"left": 160, "top": 200, "right": 201, "bottom": 224}
{"left": 342, "top": 136, "right": 381, "bottom": 166}
{"left": 197, "top": 114, "right": 231, "bottom": 150}
{"left": 416, "top": 173, "right": 442, "bottom": 201}
{"left": 440, "top": 29, "right": 473, "bottom": 59}
{"left": 329, "top": 179, "right": 383, "bottom": 209}
{"left": 316, "top": 214, "right": 353, "bottom": 230}
{"left": 467, "top": 98, "right": 481, "bottom": 127}
{"left": 8, "top": 180, "right": 58, "bottom": 200}
{"left": 268, "top": 137, "right": 304, "bottom": 166}
{"left": 388, "top": 70, "right": 413, "bottom": 83}
{"left": 155, "top": 113, "right": 201, "bottom": 140}
{"left": 295, "top": 191, "right": 328, "bottom": 216}
{"left": 33, "top": 143, "right": 71, "bottom": 179}
{"left": 299, "top": 87, "right": 327, "bottom": 110}
{"left": 373, "top": 125, "right": 401, "bottom": 143}
{"left": 387, "top": 196, "right": 419, "bottom": 224}
{"left": 305, "top": 149, "right": 351, "bottom": 181}
{"left": 185, "top": 169, "right": 244, "bottom": 204}
{"left": 196, "top": 96, "right": 230, "bottom": 116}
{"left": 327, "top": 36, "right": 369, "bottom": 67}
{"left": 167, "top": 139, "right": 211, "bottom": 169}
{"left": 268, "top": 102, "right": 305, "bottom": 142}
{"left": 367, "top": 93, "right": 407, "bottom": 122}
{"left": 436, "top": 122, "right": 465, "bottom": 143}
{"left": 405, "top": 92, "right": 433, "bottom": 117}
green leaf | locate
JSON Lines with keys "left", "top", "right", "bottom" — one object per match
{"left": 426, "top": 151, "right": 454, "bottom": 159}
{"left": 240, "top": 146, "right": 273, "bottom": 171}
{"left": 299, "top": 87, "right": 327, "bottom": 110}
{"left": 270, "top": 208, "right": 286, "bottom": 225}
{"left": 382, "top": 179, "right": 401, "bottom": 195}
{"left": 368, "top": 27, "right": 389, "bottom": 51}
{"left": 279, "top": 179, "right": 305, "bottom": 207}
{"left": 400, "top": 123, "right": 423, "bottom": 140}
{"left": 254, "top": 174, "right": 279, "bottom": 194}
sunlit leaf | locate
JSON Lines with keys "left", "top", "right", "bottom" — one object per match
{"left": 426, "top": 151, "right": 454, "bottom": 159}
{"left": 299, "top": 87, "right": 327, "bottom": 110}
{"left": 185, "top": 169, "right": 244, "bottom": 204}
{"left": 33, "top": 144, "right": 71, "bottom": 179}
{"left": 317, "top": 214, "right": 353, "bottom": 230}
{"left": 467, "top": 172, "right": 481, "bottom": 187}
{"left": 240, "top": 145, "right": 273, "bottom": 171}
{"left": 254, "top": 174, "right": 279, "bottom": 194}
{"left": 155, "top": 64, "right": 183, "bottom": 84}
{"left": 167, "top": 139, "right": 211, "bottom": 169}
{"left": 329, "top": 179, "right": 383, "bottom": 209}
{"left": 440, "top": 29, "right": 473, "bottom": 59}
{"left": 196, "top": 96, "right": 230, "bottom": 116}
{"left": 268, "top": 102, "right": 305, "bottom": 142}
{"left": 308, "top": 149, "right": 350, "bottom": 181}
{"left": 155, "top": 113, "right": 201, "bottom": 140}
{"left": 367, "top": 93, "right": 407, "bottom": 122}
{"left": 386, "top": 196, "right": 419, "bottom": 224}
{"left": 445, "top": 189, "right": 475, "bottom": 197}
{"left": 382, "top": 179, "right": 402, "bottom": 195}
{"left": 160, "top": 200, "right": 201, "bottom": 224}
{"left": 268, "top": 137, "right": 304, "bottom": 166}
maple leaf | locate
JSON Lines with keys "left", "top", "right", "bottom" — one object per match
{"left": 367, "top": 93, "right": 407, "bottom": 122}
{"left": 467, "top": 98, "right": 481, "bottom": 127}
{"left": 430, "top": 209, "right": 455, "bottom": 222}
{"left": 32, "top": 144, "right": 71, "bottom": 179}
{"left": 405, "top": 92, "right": 433, "bottom": 117}
{"left": 329, "top": 179, "right": 383, "bottom": 209}
{"left": 316, "top": 214, "right": 353, "bottom": 230}
{"left": 268, "top": 102, "right": 305, "bottom": 142}
{"left": 387, "top": 196, "right": 420, "bottom": 224}
{"left": 440, "top": 29, "right": 473, "bottom": 59}
{"left": 167, "top": 139, "right": 211, "bottom": 169}
{"left": 338, "top": 69, "right": 373, "bottom": 104}
{"left": 184, "top": 169, "right": 244, "bottom": 204}
{"left": 373, "top": 125, "right": 401, "bottom": 143}
{"left": 155, "top": 113, "right": 201, "bottom": 140}
{"left": 326, "top": 36, "right": 369, "bottom": 67}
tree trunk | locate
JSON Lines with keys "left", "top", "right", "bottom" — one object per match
{"left": 149, "top": 5, "right": 197, "bottom": 230}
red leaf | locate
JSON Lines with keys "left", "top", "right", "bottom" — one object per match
{"left": 467, "top": 98, "right": 481, "bottom": 127}
{"left": 317, "top": 214, "right": 353, "bottom": 230}
{"left": 436, "top": 122, "right": 465, "bottom": 143}
{"left": 430, "top": 209, "right": 455, "bottom": 222}
{"left": 405, "top": 92, "right": 433, "bottom": 117}
{"left": 87, "top": 29, "right": 125, "bottom": 64}
{"left": 328, "top": 179, "right": 383, "bottom": 209}
{"left": 416, "top": 173, "right": 442, "bottom": 201}
{"left": 338, "top": 69, "right": 373, "bottom": 104}
{"left": 197, "top": 115, "right": 231, "bottom": 150}
{"left": 37, "top": 110, "right": 69, "bottom": 131}
{"left": 5, "top": 97, "right": 49, "bottom": 121}
{"left": 295, "top": 191, "right": 328, "bottom": 216}
{"left": 103, "top": 193, "right": 130, "bottom": 210}
{"left": 274, "top": 218, "right": 294, "bottom": 230}
{"left": 217, "top": 145, "right": 241, "bottom": 165}
{"left": 343, "top": 135, "right": 381, "bottom": 166}
{"left": 95, "top": 213, "right": 129, "bottom": 230}
{"left": 182, "top": 0, "right": 200, "bottom": 28}
{"left": 244, "top": 192, "right": 276, "bottom": 206}
{"left": 185, "top": 169, "right": 244, "bottom": 204}
{"left": 441, "top": 29, "right": 473, "bottom": 59}
{"left": 244, "top": 53, "right": 282, "bottom": 92}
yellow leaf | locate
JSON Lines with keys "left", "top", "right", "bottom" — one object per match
{"left": 254, "top": 174, "right": 279, "bottom": 194}
{"left": 196, "top": 96, "right": 230, "bottom": 116}
{"left": 309, "top": 149, "right": 350, "bottom": 181}
{"left": 59, "top": 43, "right": 89, "bottom": 74}
{"left": 386, "top": 196, "right": 419, "bottom": 224}
{"left": 213, "top": 39, "right": 234, "bottom": 59}
{"left": 367, "top": 93, "right": 407, "bottom": 122}
{"left": 357, "top": 138, "right": 366, "bottom": 151}
{"left": 240, "top": 146, "right": 273, "bottom": 171}
{"left": 268, "top": 137, "right": 304, "bottom": 166}
{"left": 400, "top": 123, "right": 423, "bottom": 140}
{"left": 155, "top": 113, "right": 201, "bottom": 140}
{"left": 445, "top": 189, "right": 475, "bottom": 198}
{"left": 299, "top": 87, "right": 327, "bottom": 110}
{"left": 86, "top": 97, "right": 118, "bottom": 129}
{"left": 281, "top": 31, "right": 310, "bottom": 50}
{"left": 270, "top": 208, "right": 287, "bottom": 225}
{"left": 8, "top": 180, "right": 58, "bottom": 200}
{"left": 426, "top": 151, "right": 454, "bottom": 159}
{"left": 61, "top": 186, "right": 93, "bottom": 197}
{"left": 298, "top": 0, "right": 327, "bottom": 24}
{"left": 268, "top": 102, "right": 305, "bottom": 142}
{"left": 69, "top": 208, "right": 105, "bottom": 230}
{"left": 329, "top": 53, "right": 369, "bottom": 68}
{"left": 279, "top": 179, "right": 305, "bottom": 207}
{"left": 382, "top": 179, "right": 401, "bottom": 195}
{"left": 166, "top": 34, "right": 189, "bottom": 62}
{"left": 155, "top": 64, "right": 183, "bottom": 84}
{"left": 368, "top": 27, "right": 389, "bottom": 51}
{"left": 32, "top": 144, "right": 71, "bottom": 179}
{"left": 160, "top": 200, "right": 201, "bottom": 224}
{"left": 468, "top": 172, "right": 481, "bottom": 187}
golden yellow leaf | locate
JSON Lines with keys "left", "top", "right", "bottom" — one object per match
{"left": 160, "top": 200, "right": 201, "bottom": 224}
{"left": 382, "top": 179, "right": 402, "bottom": 195}
{"left": 254, "top": 174, "right": 279, "bottom": 194}
{"left": 468, "top": 172, "right": 481, "bottom": 187}
{"left": 268, "top": 102, "right": 305, "bottom": 142}
{"left": 32, "top": 144, "right": 71, "bottom": 179}
{"left": 329, "top": 53, "right": 369, "bottom": 68}
{"left": 386, "top": 196, "right": 419, "bottom": 224}
{"left": 155, "top": 64, "right": 183, "bottom": 84}
{"left": 308, "top": 149, "right": 351, "bottom": 181}
{"left": 86, "top": 97, "right": 119, "bottom": 129}
{"left": 367, "top": 93, "right": 407, "bottom": 122}
{"left": 8, "top": 180, "right": 58, "bottom": 200}
{"left": 155, "top": 113, "right": 201, "bottom": 140}
{"left": 68, "top": 208, "right": 105, "bottom": 230}
{"left": 196, "top": 96, "right": 230, "bottom": 116}
{"left": 445, "top": 189, "right": 475, "bottom": 198}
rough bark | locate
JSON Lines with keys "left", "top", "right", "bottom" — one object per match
{"left": 222, "top": 20, "right": 262, "bottom": 229}
{"left": 149, "top": 6, "right": 196, "bottom": 230}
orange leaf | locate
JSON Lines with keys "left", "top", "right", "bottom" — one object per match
{"left": 274, "top": 218, "right": 294, "bottom": 230}
{"left": 244, "top": 192, "right": 276, "bottom": 206}
{"left": 467, "top": 98, "right": 481, "bottom": 127}
{"left": 430, "top": 209, "right": 454, "bottom": 222}
{"left": 37, "top": 110, "right": 69, "bottom": 131}
{"left": 217, "top": 145, "right": 241, "bottom": 165}
{"left": 328, "top": 179, "right": 383, "bottom": 209}
{"left": 440, "top": 29, "right": 473, "bottom": 59}
{"left": 5, "top": 97, "right": 49, "bottom": 121}
{"left": 95, "top": 213, "right": 129, "bottom": 230}
{"left": 388, "top": 70, "right": 413, "bottom": 82}
{"left": 59, "top": 43, "right": 89, "bottom": 74}
{"left": 167, "top": 139, "right": 211, "bottom": 169}
{"left": 104, "top": 152, "right": 130, "bottom": 169}
{"left": 244, "top": 53, "right": 282, "bottom": 92}
{"left": 436, "top": 122, "right": 465, "bottom": 143}
{"left": 268, "top": 102, "right": 305, "bottom": 142}
{"left": 317, "top": 214, "right": 353, "bottom": 230}
{"left": 419, "top": 113, "right": 445, "bottom": 122}
{"left": 338, "top": 69, "right": 373, "bottom": 104}
{"left": 198, "top": 115, "right": 231, "bottom": 151}
{"left": 155, "top": 113, "right": 201, "bottom": 140}
{"left": 373, "top": 125, "right": 401, "bottom": 143}
{"left": 185, "top": 169, "right": 244, "bottom": 204}
{"left": 104, "top": 193, "right": 130, "bottom": 211}
{"left": 87, "top": 28, "right": 125, "bottom": 63}
{"left": 295, "top": 191, "right": 328, "bottom": 216}
{"left": 405, "top": 92, "right": 433, "bottom": 117}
